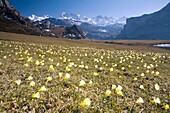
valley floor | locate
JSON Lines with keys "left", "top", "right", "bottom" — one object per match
{"left": 0, "top": 32, "right": 170, "bottom": 53}
{"left": 0, "top": 31, "right": 170, "bottom": 112}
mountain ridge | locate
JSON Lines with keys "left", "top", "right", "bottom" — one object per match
{"left": 29, "top": 12, "right": 127, "bottom": 26}
{"left": 0, "top": 0, "right": 86, "bottom": 39}
{"left": 116, "top": 2, "right": 170, "bottom": 40}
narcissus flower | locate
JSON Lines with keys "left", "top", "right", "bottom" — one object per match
{"left": 155, "top": 71, "right": 159, "bottom": 76}
{"left": 38, "top": 86, "right": 47, "bottom": 92}
{"left": 79, "top": 80, "right": 86, "bottom": 86}
{"left": 14, "top": 80, "right": 21, "bottom": 85}
{"left": 136, "top": 97, "right": 144, "bottom": 104}
{"left": 80, "top": 98, "right": 91, "bottom": 106}
{"left": 32, "top": 92, "right": 40, "bottom": 98}
{"left": 30, "top": 81, "right": 35, "bottom": 86}
{"left": 154, "top": 83, "right": 160, "bottom": 90}
{"left": 162, "top": 104, "right": 169, "bottom": 110}
{"left": 105, "top": 90, "right": 111, "bottom": 97}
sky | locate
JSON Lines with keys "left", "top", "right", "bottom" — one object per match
{"left": 8, "top": 0, "right": 170, "bottom": 18}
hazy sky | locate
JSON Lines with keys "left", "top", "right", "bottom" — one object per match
{"left": 9, "top": 0, "right": 170, "bottom": 18}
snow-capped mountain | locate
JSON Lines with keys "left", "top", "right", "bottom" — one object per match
{"left": 28, "top": 12, "right": 127, "bottom": 40}
{"left": 28, "top": 14, "right": 50, "bottom": 22}
{"left": 59, "top": 12, "right": 127, "bottom": 26}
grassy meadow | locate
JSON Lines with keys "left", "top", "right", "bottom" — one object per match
{"left": 0, "top": 32, "right": 170, "bottom": 112}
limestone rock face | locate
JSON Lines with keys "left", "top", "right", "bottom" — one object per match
{"left": 116, "top": 2, "right": 170, "bottom": 40}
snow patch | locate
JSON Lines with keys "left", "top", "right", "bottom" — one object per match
{"left": 154, "top": 44, "right": 170, "bottom": 47}
{"left": 98, "top": 29, "right": 108, "bottom": 33}
{"left": 28, "top": 14, "right": 50, "bottom": 22}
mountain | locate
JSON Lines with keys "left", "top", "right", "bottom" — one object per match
{"left": 28, "top": 14, "right": 50, "bottom": 22}
{"left": 31, "top": 12, "right": 126, "bottom": 40}
{"left": 0, "top": 0, "right": 86, "bottom": 39}
{"left": 59, "top": 12, "right": 127, "bottom": 26}
{"left": 0, "top": 0, "right": 53, "bottom": 36}
{"left": 116, "top": 2, "right": 170, "bottom": 40}
{"left": 63, "top": 25, "right": 86, "bottom": 39}
{"left": 0, "top": 0, "right": 33, "bottom": 34}
{"left": 59, "top": 13, "right": 126, "bottom": 40}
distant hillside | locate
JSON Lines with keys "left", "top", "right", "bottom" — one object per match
{"left": 116, "top": 2, "right": 170, "bottom": 40}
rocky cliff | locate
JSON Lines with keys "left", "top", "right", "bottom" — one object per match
{"left": 116, "top": 2, "right": 170, "bottom": 40}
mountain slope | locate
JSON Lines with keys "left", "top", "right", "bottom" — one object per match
{"left": 0, "top": 0, "right": 86, "bottom": 39}
{"left": 116, "top": 2, "right": 170, "bottom": 40}
{"left": 0, "top": 0, "right": 48, "bottom": 35}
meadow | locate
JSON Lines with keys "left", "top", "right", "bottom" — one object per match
{"left": 0, "top": 32, "right": 169, "bottom": 112}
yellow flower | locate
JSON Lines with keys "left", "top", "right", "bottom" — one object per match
{"left": 49, "top": 65, "right": 55, "bottom": 71}
{"left": 105, "top": 90, "right": 111, "bottom": 97}
{"left": 136, "top": 97, "right": 144, "bottom": 104}
{"left": 3, "top": 56, "right": 7, "bottom": 59}
{"left": 115, "top": 85, "right": 124, "bottom": 96}
{"left": 133, "top": 77, "right": 137, "bottom": 81}
{"left": 58, "top": 72, "right": 63, "bottom": 78}
{"left": 47, "top": 76, "right": 52, "bottom": 82}
{"left": 79, "top": 80, "right": 86, "bottom": 86}
{"left": 141, "top": 73, "right": 145, "bottom": 77}
{"left": 116, "top": 85, "right": 123, "bottom": 91}
{"left": 154, "top": 83, "right": 160, "bottom": 90}
{"left": 93, "top": 72, "right": 99, "bottom": 76}
{"left": 64, "top": 73, "right": 70, "bottom": 79}
{"left": 14, "top": 80, "right": 21, "bottom": 85}
{"left": 112, "top": 84, "right": 117, "bottom": 89}
{"left": 139, "top": 85, "right": 145, "bottom": 89}
{"left": 80, "top": 98, "right": 91, "bottom": 106}
{"left": 151, "top": 71, "right": 155, "bottom": 74}
{"left": 146, "top": 70, "right": 150, "bottom": 74}
{"left": 38, "top": 86, "right": 47, "bottom": 92}
{"left": 162, "top": 104, "right": 169, "bottom": 110}
{"left": 24, "top": 63, "right": 29, "bottom": 67}
{"left": 32, "top": 92, "right": 40, "bottom": 98}
{"left": 30, "top": 81, "right": 35, "bottom": 86}
{"left": 26, "top": 75, "right": 33, "bottom": 80}
{"left": 136, "top": 67, "right": 139, "bottom": 70}
{"left": 110, "top": 68, "right": 114, "bottom": 72}
{"left": 88, "top": 80, "right": 93, "bottom": 85}
{"left": 121, "top": 67, "right": 125, "bottom": 71}
{"left": 151, "top": 97, "right": 161, "bottom": 104}
{"left": 116, "top": 90, "right": 124, "bottom": 96}
{"left": 155, "top": 71, "right": 159, "bottom": 76}
{"left": 27, "top": 57, "right": 32, "bottom": 62}
{"left": 35, "top": 60, "right": 40, "bottom": 65}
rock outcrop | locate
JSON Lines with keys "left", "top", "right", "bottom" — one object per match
{"left": 116, "top": 2, "right": 170, "bottom": 40}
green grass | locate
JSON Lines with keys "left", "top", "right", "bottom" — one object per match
{"left": 0, "top": 32, "right": 170, "bottom": 112}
